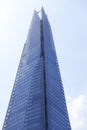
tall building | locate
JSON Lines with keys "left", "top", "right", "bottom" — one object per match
{"left": 3, "top": 8, "right": 71, "bottom": 130}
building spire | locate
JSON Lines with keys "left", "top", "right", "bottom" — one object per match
{"left": 2, "top": 8, "right": 71, "bottom": 130}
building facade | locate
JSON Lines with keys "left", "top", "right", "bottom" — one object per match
{"left": 3, "top": 8, "right": 71, "bottom": 130}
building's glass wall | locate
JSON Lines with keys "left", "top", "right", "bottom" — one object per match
{"left": 3, "top": 11, "right": 45, "bottom": 130}
{"left": 3, "top": 9, "right": 71, "bottom": 130}
{"left": 42, "top": 9, "right": 71, "bottom": 130}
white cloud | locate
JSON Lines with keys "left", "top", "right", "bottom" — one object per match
{"left": 67, "top": 95, "right": 87, "bottom": 130}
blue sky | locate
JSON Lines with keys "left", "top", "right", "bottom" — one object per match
{"left": 0, "top": 0, "right": 87, "bottom": 130}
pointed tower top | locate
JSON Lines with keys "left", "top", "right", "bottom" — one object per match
{"left": 41, "top": 6, "right": 45, "bottom": 14}
{"left": 41, "top": 6, "right": 44, "bottom": 11}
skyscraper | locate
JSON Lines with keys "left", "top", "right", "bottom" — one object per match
{"left": 3, "top": 8, "right": 71, "bottom": 130}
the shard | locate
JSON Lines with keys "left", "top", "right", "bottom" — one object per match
{"left": 3, "top": 8, "right": 71, "bottom": 130}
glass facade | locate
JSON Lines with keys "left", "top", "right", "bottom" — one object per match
{"left": 3, "top": 8, "right": 71, "bottom": 130}
{"left": 42, "top": 9, "right": 71, "bottom": 130}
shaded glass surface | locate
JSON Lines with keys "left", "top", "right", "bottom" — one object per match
{"left": 42, "top": 9, "right": 71, "bottom": 130}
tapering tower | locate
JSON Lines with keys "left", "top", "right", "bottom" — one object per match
{"left": 3, "top": 8, "right": 71, "bottom": 130}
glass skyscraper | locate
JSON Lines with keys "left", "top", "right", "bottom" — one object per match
{"left": 3, "top": 8, "right": 71, "bottom": 130}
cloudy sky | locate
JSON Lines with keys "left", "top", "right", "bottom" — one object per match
{"left": 0, "top": 0, "right": 87, "bottom": 130}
